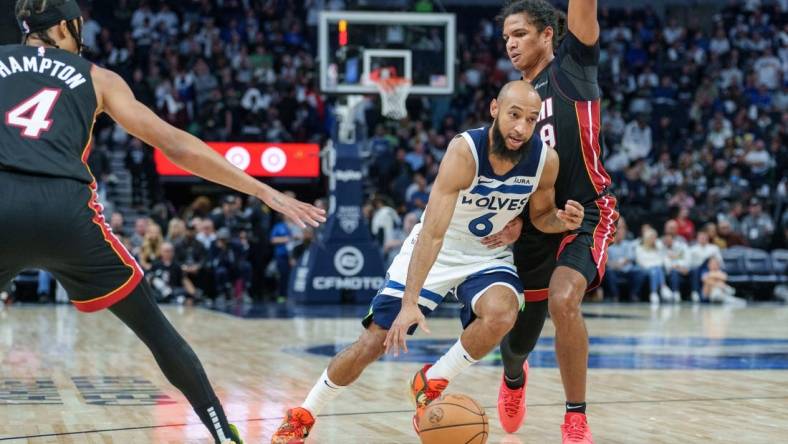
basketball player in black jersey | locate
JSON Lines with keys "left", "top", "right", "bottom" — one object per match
{"left": 485, "top": 1, "right": 619, "bottom": 443}
{"left": 0, "top": 1, "right": 325, "bottom": 442}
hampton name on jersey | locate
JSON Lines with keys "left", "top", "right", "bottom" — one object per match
{"left": 368, "top": 126, "right": 547, "bottom": 321}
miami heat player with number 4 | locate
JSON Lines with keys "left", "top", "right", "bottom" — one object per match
{"left": 488, "top": 1, "right": 619, "bottom": 443}
{"left": 1, "top": 1, "right": 325, "bottom": 442}
{"left": 272, "top": 81, "right": 584, "bottom": 444}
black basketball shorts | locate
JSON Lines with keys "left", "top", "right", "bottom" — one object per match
{"left": 514, "top": 194, "right": 619, "bottom": 302}
{"left": 0, "top": 170, "right": 143, "bottom": 312}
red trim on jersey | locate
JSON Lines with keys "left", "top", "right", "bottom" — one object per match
{"left": 587, "top": 195, "right": 619, "bottom": 290}
{"left": 524, "top": 288, "right": 549, "bottom": 302}
{"left": 574, "top": 100, "right": 612, "bottom": 195}
{"left": 71, "top": 114, "right": 143, "bottom": 312}
{"left": 71, "top": 181, "right": 144, "bottom": 312}
{"left": 556, "top": 233, "right": 579, "bottom": 259}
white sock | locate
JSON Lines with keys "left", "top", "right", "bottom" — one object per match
{"left": 426, "top": 339, "right": 478, "bottom": 381}
{"left": 301, "top": 369, "right": 345, "bottom": 416}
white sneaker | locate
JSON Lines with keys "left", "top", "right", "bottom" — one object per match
{"left": 723, "top": 295, "right": 746, "bottom": 307}
{"left": 691, "top": 291, "right": 700, "bottom": 303}
{"left": 672, "top": 291, "right": 681, "bottom": 302}
{"left": 660, "top": 286, "right": 673, "bottom": 302}
{"left": 650, "top": 292, "right": 660, "bottom": 305}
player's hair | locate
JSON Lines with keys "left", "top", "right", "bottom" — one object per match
{"left": 15, "top": 0, "right": 82, "bottom": 51}
{"left": 498, "top": 0, "right": 567, "bottom": 49}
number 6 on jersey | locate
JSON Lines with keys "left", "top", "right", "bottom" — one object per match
{"left": 5, "top": 88, "right": 62, "bottom": 139}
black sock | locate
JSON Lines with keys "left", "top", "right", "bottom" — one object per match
{"left": 500, "top": 299, "right": 548, "bottom": 389}
{"left": 566, "top": 401, "right": 587, "bottom": 414}
{"left": 195, "top": 401, "right": 236, "bottom": 443}
{"left": 504, "top": 371, "right": 525, "bottom": 390}
{"left": 110, "top": 282, "right": 240, "bottom": 443}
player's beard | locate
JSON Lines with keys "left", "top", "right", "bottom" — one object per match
{"left": 491, "top": 118, "right": 529, "bottom": 163}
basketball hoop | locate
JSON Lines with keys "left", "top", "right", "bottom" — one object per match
{"left": 368, "top": 68, "right": 411, "bottom": 120}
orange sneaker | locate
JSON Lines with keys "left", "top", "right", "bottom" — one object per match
{"left": 409, "top": 364, "right": 448, "bottom": 432}
{"left": 497, "top": 360, "right": 529, "bottom": 433}
{"left": 561, "top": 412, "right": 594, "bottom": 443}
{"left": 271, "top": 407, "right": 315, "bottom": 444}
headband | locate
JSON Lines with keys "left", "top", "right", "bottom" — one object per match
{"left": 18, "top": 0, "right": 82, "bottom": 35}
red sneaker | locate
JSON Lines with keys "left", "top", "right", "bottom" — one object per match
{"left": 561, "top": 412, "right": 594, "bottom": 443}
{"left": 409, "top": 364, "right": 448, "bottom": 432}
{"left": 271, "top": 407, "right": 315, "bottom": 444}
{"left": 497, "top": 360, "right": 529, "bottom": 433}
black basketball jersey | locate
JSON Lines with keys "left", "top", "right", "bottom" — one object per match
{"left": 531, "top": 31, "right": 611, "bottom": 208}
{"left": 0, "top": 44, "right": 97, "bottom": 183}
{"left": 513, "top": 31, "right": 616, "bottom": 284}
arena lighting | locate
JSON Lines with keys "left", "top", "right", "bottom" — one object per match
{"left": 154, "top": 142, "right": 320, "bottom": 177}
{"left": 338, "top": 19, "right": 348, "bottom": 46}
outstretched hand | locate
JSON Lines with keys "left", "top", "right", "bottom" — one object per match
{"left": 556, "top": 200, "right": 584, "bottom": 231}
{"left": 262, "top": 189, "right": 326, "bottom": 228}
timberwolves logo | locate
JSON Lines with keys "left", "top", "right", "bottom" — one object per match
{"left": 297, "top": 336, "right": 788, "bottom": 370}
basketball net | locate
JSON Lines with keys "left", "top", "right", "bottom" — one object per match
{"left": 368, "top": 68, "right": 411, "bottom": 120}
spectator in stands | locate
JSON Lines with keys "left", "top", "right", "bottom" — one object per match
{"left": 636, "top": 227, "right": 672, "bottom": 304}
{"left": 129, "top": 217, "right": 149, "bottom": 257}
{"left": 370, "top": 196, "right": 401, "bottom": 247}
{"left": 271, "top": 215, "right": 293, "bottom": 302}
{"left": 209, "top": 228, "right": 251, "bottom": 302}
{"left": 743, "top": 140, "right": 773, "bottom": 189}
{"left": 621, "top": 113, "right": 652, "bottom": 162}
{"left": 669, "top": 206, "right": 696, "bottom": 242}
{"left": 148, "top": 242, "right": 195, "bottom": 304}
{"left": 604, "top": 217, "right": 645, "bottom": 302}
{"left": 124, "top": 138, "right": 155, "bottom": 209}
{"left": 196, "top": 218, "right": 217, "bottom": 250}
{"left": 110, "top": 212, "right": 126, "bottom": 240}
{"left": 139, "top": 222, "right": 164, "bottom": 271}
{"left": 663, "top": 220, "right": 686, "bottom": 245}
{"left": 702, "top": 257, "right": 745, "bottom": 305}
{"left": 717, "top": 219, "right": 748, "bottom": 247}
{"left": 741, "top": 197, "right": 775, "bottom": 249}
{"left": 175, "top": 221, "right": 209, "bottom": 299}
{"left": 662, "top": 233, "right": 690, "bottom": 301}
{"left": 406, "top": 172, "right": 430, "bottom": 214}
{"left": 291, "top": 227, "right": 314, "bottom": 265}
{"left": 212, "top": 195, "right": 245, "bottom": 235}
{"left": 688, "top": 231, "right": 723, "bottom": 302}
{"left": 166, "top": 218, "right": 187, "bottom": 244}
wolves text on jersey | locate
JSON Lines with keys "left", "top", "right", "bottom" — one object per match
{"left": 460, "top": 194, "right": 530, "bottom": 212}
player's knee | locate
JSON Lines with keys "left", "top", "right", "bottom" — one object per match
{"left": 548, "top": 288, "right": 582, "bottom": 323}
{"left": 357, "top": 327, "right": 387, "bottom": 361}
{"left": 480, "top": 306, "right": 517, "bottom": 337}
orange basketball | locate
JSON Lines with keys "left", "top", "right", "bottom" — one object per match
{"left": 418, "top": 393, "right": 489, "bottom": 444}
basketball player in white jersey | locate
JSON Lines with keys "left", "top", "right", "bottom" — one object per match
{"left": 272, "top": 80, "right": 584, "bottom": 443}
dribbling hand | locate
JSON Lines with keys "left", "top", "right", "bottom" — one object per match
{"left": 383, "top": 303, "right": 430, "bottom": 357}
{"left": 481, "top": 216, "right": 524, "bottom": 249}
{"left": 263, "top": 189, "right": 326, "bottom": 228}
{"left": 556, "top": 200, "right": 584, "bottom": 231}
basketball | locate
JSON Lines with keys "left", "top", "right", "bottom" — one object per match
{"left": 418, "top": 393, "right": 489, "bottom": 444}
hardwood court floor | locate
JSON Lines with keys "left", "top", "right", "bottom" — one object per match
{"left": 1, "top": 303, "right": 787, "bottom": 443}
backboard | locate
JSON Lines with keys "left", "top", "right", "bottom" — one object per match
{"left": 319, "top": 11, "right": 456, "bottom": 96}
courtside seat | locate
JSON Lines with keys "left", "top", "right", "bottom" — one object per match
{"left": 721, "top": 248, "right": 750, "bottom": 284}
{"left": 771, "top": 250, "right": 788, "bottom": 283}
{"left": 744, "top": 249, "right": 778, "bottom": 283}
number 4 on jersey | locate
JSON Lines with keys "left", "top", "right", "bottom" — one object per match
{"left": 5, "top": 88, "right": 61, "bottom": 138}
